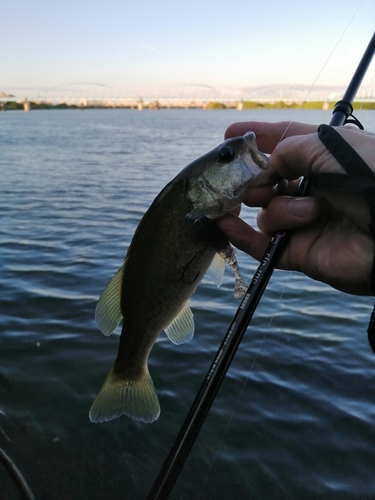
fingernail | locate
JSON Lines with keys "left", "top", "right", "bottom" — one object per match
{"left": 287, "top": 198, "right": 315, "bottom": 217}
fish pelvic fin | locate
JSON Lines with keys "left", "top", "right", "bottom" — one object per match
{"left": 164, "top": 300, "right": 194, "bottom": 344}
{"left": 95, "top": 261, "right": 126, "bottom": 336}
{"left": 206, "top": 253, "right": 225, "bottom": 287}
{"left": 89, "top": 366, "right": 160, "bottom": 424}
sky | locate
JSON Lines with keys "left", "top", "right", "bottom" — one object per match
{"left": 2, "top": 0, "right": 375, "bottom": 99}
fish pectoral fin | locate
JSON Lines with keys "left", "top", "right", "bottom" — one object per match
{"left": 95, "top": 261, "right": 125, "bottom": 336}
{"left": 164, "top": 301, "right": 194, "bottom": 345}
{"left": 89, "top": 366, "right": 160, "bottom": 423}
{"left": 206, "top": 253, "right": 225, "bottom": 287}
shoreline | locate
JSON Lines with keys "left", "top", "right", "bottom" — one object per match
{"left": 3, "top": 100, "right": 375, "bottom": 112}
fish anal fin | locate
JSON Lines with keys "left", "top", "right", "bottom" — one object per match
{"left": 95, "top": 261, "right": 126, "bottom": 336}
{"left": 206, "top": 253, "right": 225, "bottom": 287}
{"left": 89, "top": 366, "right": 160, "bottom": 423}
{"left": 164, "top": 301, "right": 194, "bottom": 345}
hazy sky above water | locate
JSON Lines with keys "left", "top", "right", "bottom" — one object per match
{"left": 3, "top": 0, "right": 375, "bottom": 98}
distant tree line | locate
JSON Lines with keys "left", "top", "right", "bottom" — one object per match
{"left": 3, "top": 100, "right": 375, "bottom": 111}
{"left": 207, "top": 100, "right": 375, "bottom": 110}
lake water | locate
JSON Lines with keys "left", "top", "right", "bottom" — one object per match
{"left": 1, "top": 108, "right": 375, "bottom": 499}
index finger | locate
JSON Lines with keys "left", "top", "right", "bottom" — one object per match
{"left": 224, "top": 121, "right": 318, "bottom": 153}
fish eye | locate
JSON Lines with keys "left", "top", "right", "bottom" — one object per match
{"left": 217, "top": 146, "right": 236, "bottom": 164}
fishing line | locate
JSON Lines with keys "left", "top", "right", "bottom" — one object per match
{"left": 198, "top": 6, "right": 373, "bottom": 479}
{"left": 147, "top": 16, "right": 375, "bottom": 500}
{"left": 194, "top": 269, "right": 293, "bottom": 499}
{"left": 192, "top": 8, "right": 371, "bottom": 475}
{"left": 279, "top": 0, "right": 366, "bottom": 143}
{"left": 203, "top": 11, "right": 371, "bottom": 487}
{"left": 197, "top": 11, "right": 375, "bottom": 495}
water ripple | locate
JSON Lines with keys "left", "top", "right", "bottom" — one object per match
{"left": 1, "top": 109, "right": 375, "bottom": 499}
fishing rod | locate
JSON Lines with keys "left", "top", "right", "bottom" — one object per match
{"left": 146, "top": 31, "right": 375, "bottom": 500}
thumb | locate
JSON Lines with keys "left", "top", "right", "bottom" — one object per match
{"left": 270, "top": 131, "right": 341, "bottom": 180}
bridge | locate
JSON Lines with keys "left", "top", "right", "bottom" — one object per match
{"left": 1, "top": 83, "right": 375, "bottom": 109}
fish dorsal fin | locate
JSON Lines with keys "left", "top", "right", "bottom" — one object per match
{"left": 206, "top": 253, "right": 225, "bottom": 287}
{"left": 164, "top": 301, "right": 194, "bottom": 345}
{"left": 95, "top": 261, "right": 125, "bottom": 336}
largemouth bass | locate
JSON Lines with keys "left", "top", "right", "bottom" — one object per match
{"left": 89, "top": 132, "right": 275, "bottom": 423}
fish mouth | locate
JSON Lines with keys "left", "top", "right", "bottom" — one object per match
{"left": 240, "top": 135, "right": 280, "bottom": 186}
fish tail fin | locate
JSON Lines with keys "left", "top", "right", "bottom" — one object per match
{"left": 89, "top": 367, "right": 160, "bottom": 423}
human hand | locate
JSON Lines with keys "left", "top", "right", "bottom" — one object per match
{"left": 218, "top": 121, "right": 375, "bottom": 296}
